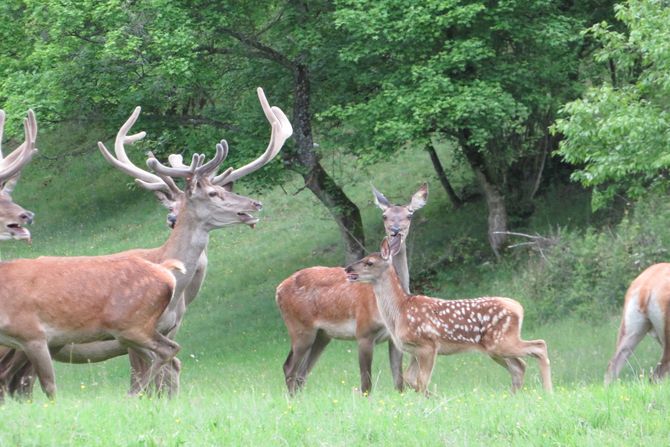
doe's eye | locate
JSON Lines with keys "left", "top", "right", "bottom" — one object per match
{"left": 364, "top": 261, "right": 373, "bottom": 266}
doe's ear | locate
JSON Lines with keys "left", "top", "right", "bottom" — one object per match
{"left": 372, "top": 185, "right": 391, "bottom": 211}
{"left": 409, "top": 183, "right": 428, "bottom": 212}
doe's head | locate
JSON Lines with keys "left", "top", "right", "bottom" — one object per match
{"left": 372, "top": 183, "right": 428, "bottom": 241}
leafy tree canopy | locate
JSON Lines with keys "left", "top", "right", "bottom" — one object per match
{"left": 554, "top": 0, "right": 670, "bottom": 210}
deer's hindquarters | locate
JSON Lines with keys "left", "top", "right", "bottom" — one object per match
{"left": 606, "top": 263, "right": 670, "bottom": 384}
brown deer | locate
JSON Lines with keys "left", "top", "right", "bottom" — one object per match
{"left": 344, "top": 237, "right": 553, "bottom": 394}
{"left": 0, "top": 256, "right": 185, "bottom": 400}
{"left": 0, "top": 88, "right": 292, "bottom": 399}
{"left": 605, "top": 263, "right": 670, "bottom": 384}
{"left": 276, "top": 184, "right": 427, "bottom": 394}
{"left": 0, "top": 110, "right": 37, "bottom": 243}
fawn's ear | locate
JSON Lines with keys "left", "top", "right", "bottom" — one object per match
{"left": 389, "top": 234, "right": 403, "bottom": 257}
{"left": 372, "top": 185, "right": 391, "bottom": 211}
{"left": 380, "top": 237, "right": 391, "bottom": 260}
{"left": 409, "top": 183, "right": 428, "bottom": 212}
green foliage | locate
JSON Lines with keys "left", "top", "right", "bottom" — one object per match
{"left": 554, "top": 0, "right": 670, "bottom": 210}
{"left": 518, "top": 195, "right": 670, "bottom": 323}
{"left": 329, "top": 0, "right": 589, "bottom": 183}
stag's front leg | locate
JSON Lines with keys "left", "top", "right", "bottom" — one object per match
{"left": 22, "top": 340, "right": 57, "bottom": 400}
{"left": 128, "top": 349, "right": 152, "bottom": 396}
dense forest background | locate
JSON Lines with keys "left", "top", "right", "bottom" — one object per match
{"left": 3, "top": 0, "right": 666, "bottom": 262}
{"left": 2, "top": 1, "right": 670, "bottom": 444}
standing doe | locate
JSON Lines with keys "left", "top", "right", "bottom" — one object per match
{"left": 605, "top": 263, "right": 670, "bottom": 384}
{"left": 276, "top": 184, "right": 427, "bottom": 394}
{"left": 344, "top": 237, "right": 553, "bottom": 394}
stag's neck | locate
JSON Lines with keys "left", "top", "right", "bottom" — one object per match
{"left": 159, "top": 210, "right": 210, "bottom": 295}
{"left": 392, "top": 243, "right": 410, "bottom": 294}
{"left": 372, "top": 266, "right": 408, "bottom": 342}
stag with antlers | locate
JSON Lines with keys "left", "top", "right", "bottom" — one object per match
{"left": 0, "top": 88, "right": 292, "bottom": 399}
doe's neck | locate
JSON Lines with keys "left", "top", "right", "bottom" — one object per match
{"left": 391, "top": 243, "right": 410, "bottom": 294}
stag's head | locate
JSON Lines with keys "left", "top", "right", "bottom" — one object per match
{"left": 145, "top": 144, "right": 266, "bottom": 231}
{"left": 372, "top": 183, "right": 428, "bottom": 242}
{"left": 345, "top": 236, "right": 403, "bottom": 283}
{"left": 98, "top": 87, "right": 292, "bottom": 230}
{"left": 0, "top": 110, "right": 37, "bottom": 242}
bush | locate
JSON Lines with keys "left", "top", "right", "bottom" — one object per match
{"left": 517, "top": 195, "right": 670, "bottom": 323}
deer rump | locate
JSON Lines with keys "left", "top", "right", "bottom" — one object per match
{"left": 0, "top": 256, "right": 179, "bottom": 348}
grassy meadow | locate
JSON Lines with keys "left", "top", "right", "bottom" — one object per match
{"left": 0, "top": 127, "right": 668, "bottom": 446}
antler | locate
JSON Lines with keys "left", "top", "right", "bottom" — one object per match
{"left": 211, "top": 87, "right": 293, "bottom": 186}
{"left": 97, "top": 107, "right": 181, "bottom": 196}
{"left": 0, "top": 110, "right": 38, "bottom": 185}
{"left": 147, "top": 143, "right": 227, "bottom": 179}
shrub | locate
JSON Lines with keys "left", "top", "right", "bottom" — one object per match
{"left": 517, "top": 195, "right": 670, "bottom": 323}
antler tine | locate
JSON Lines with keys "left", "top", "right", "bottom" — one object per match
{"left": 2, "top": 109, "right": 39, "bottom": 167}
{"left": 212, "top": 87, "right": 293, "bottom": 186}
{"left": 0, "top": 114, "right": 38, "bottom": 184}
{"left": 147, "top": 151, "right": 199, "bottom": 178}
{"left": 196, "top": 141, "right": 226, "bottom": 177}
{"left": 99, "top": 107, "right": 182, "bottom": 196}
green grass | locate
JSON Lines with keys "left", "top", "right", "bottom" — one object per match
{"left": 0, "top": 135, "right": 667, "bottom": 445}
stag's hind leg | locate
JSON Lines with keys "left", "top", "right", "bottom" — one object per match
{"left": 123, "top": 331, "right": 180, "bottom": 396}
{"left": 0, "top": 349, "right": 36, "bottom": 400}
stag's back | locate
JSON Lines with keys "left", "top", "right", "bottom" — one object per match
{"left": 0, "top": 256, "right": 183, "bottom": 344}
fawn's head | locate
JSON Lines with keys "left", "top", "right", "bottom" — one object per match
{"left": 345, "top": 236, "right": 403, "bottom": 283}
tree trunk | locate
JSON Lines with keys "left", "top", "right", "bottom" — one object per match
{"left": 473, "top": 169, "right": 508, "bottom": 259}
{"left": 459, "top": 133, "right": 508, "bottom": 258}
{"left": 425, "top": 142, "right": 462, "bottom": 209}
{"left": 284, "top": 62, "right": 366, "bottom": 263}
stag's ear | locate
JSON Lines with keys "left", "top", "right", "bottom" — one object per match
{"left": 153, "top": 190, "right": 175, "bottom": 210}
{"left": 380, "top": 237, "right": 391, "bottom": 260}
{"left": 1, "top": 176, "right": 19, "bottom": 196}
{"left": 372, "top": 185, "right": 391, "bottom": 211}
{"left": 409, "top": 183, "right": 428, "bottom": 212}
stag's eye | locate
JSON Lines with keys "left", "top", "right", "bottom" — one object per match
{"left": 382, "top": 215, "right": 388, "bottom": 221}
{"left": 208, "top": 191, "right": 218, "bottom": 198}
